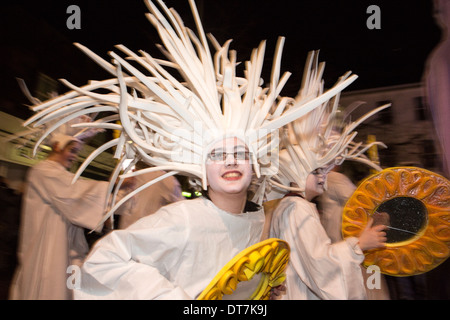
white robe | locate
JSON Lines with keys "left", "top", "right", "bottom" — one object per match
{"left": 118, "top": 171, "right": 183, "bottom": 229}
{"left": 270, "top": 195, "right": 367, "bottom": 300}
{"left": 9, "top": 159, "right": 109, "bottom": 300}
{"left": 316, "top": 171, "right": 390, "bottom": 300}
{"left": 74, "top": 197, "right": 265, "bottom": 300}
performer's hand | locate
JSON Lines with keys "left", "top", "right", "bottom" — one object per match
{"left": 269, "top": 283, "right": 286, "bottom": 300}
{"left": 357, "top": 217, "right": 387, "bottom": 251}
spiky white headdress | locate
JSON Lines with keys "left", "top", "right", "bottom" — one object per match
{"left": 269, "top": 51, "right": 389, "bottom": 197}
{"left": 3, "top": 79, "right": 102, "bottom": 155}
{"left": 21, "top": 0, "right": 359, "bottom": 223}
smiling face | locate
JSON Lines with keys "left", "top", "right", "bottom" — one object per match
{"left": 205, "top": 137, "right": 253, "bottom": 204}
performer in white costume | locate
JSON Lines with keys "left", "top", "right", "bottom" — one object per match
{"left": 8, "top": 116, "right": 130, "bottom": 300}
{"left": 16, "top": 0, "right": 361, "bottom": 299}
{"left": 316, "top": 169, "right": 391, "bottom": 300}
{"left": 268, "top": 51, "right": 389, "bottom": 299}
{"left": 78, "top": 137, "right": 268, "bottom": 299}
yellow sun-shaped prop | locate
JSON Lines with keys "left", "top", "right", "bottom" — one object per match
{"left": 197, "top": 238, "right": 290, "bottom": 300}
{"left": 342, "top": 167, "right": 450, "bottom": 276}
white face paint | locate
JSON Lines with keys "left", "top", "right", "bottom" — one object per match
{"left": 205, "top": 137, "right": 253, "bottom": 197}
{"left": 305, "top": 163, "right": 335, "bottom": 201}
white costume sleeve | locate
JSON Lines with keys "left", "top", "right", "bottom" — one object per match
{"left": 33, "top": 160, "right": 108, "bottom": 231}
{"left": 75, "top": 197, "right": 265, "bottom": 300}
{"left": 75, "top": 208, "right": 192, "bottom": 300}
{"left": 270, "top": 196, "right": 367, "bottom": 300}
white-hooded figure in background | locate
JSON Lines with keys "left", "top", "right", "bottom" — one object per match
{"left": 9, "top": 118, "right": 134, "bottom": 300}
{"left": 268, "top": 53, "right": 390, "bottom": 299}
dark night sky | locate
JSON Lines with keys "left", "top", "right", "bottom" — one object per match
{"left": 0, "top": 0, "right": 442, "bottom": 119}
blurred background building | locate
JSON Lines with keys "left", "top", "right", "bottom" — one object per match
{"left": 338, "top": 82, "right": 444, "bottom": 184}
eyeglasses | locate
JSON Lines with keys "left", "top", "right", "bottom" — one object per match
{"left": 207, "top": 150, "right": 252, "bottom": 162}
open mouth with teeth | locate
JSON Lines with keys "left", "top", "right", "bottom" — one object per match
{"left": 222, "top": 171, "right": 242, "bottom": 181}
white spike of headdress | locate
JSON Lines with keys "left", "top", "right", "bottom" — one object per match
{"left": 20, "top": 0, "right": 359, "bottom": 226}
{"left": 2, "top": 78, "right": 102, "bottom": 155}
{"left": 269, "top": 51, "right": 390, "bottom": 196}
